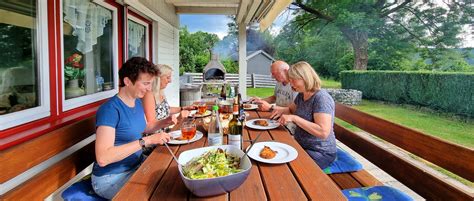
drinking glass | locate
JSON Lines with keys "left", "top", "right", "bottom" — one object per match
{"left": 197, "top": 102, "right": 207, "bottom": 115}
{"left": 181, "top": 121, "right": 197, "bottom": 143}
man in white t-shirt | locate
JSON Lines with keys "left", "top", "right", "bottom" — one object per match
{"left": 250, "top": 61, "right": 298, "bottom": 133}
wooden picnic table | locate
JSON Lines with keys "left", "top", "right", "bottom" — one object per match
{"left": 114, "top": 110, "right": 346, "bottom": 201}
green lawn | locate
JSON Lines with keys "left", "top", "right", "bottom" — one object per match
{"left": 351, "top": 100, "right": 474, "bottom": 148}
{"left": 247, "top": 78, "right": 340, "bottom": 98}
{"left": 321, "top": 78, "right": 341, "bottom": 88}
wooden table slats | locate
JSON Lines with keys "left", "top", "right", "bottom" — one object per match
{"left": 115, "top": 110, "right": 349, "bottom": 201}
{"left": 257, "top": 111, "right": 347, "bottom": 201}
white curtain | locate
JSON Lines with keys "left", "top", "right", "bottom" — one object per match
{"left": 63, "top": 0, "right": 112, "bottom": 54}
{"left": 128, "top": 20, "right": 145, "bottom": 56}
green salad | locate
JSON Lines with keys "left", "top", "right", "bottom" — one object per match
{"left": 183, "top": 148, "right": 242, "bottom": 179}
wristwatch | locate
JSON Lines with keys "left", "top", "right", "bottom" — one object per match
{"left": 138, "top": 138, "right": 146, "bottom": 148}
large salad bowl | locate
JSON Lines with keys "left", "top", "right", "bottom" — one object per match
{"left": 178, "top": 145, "right": 252, "bottom": 197}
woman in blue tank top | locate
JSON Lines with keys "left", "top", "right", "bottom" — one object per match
{"left": 92, "top": 57, "right": 173, "bottom": 199}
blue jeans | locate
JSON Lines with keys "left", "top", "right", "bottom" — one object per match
{"left": 91, "top": 166, "right": 137, "bottom": 199}
{"left": 306, "top": 149, "right": 336, "bottom": 169}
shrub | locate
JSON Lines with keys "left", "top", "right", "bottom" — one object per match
{"left": 340, "top": 71, "right": 474, "bottom": 117}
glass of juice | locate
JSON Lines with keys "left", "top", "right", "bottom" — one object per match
{"left": 181, "top": 121, "right": 196, "bottom": 142}
{"left": 197, "top": 102, "right": 207, "bottom": 115}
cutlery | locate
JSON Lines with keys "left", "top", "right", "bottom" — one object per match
{"left": 162, "top": 139, "right": 183, "bottom": 166}
{"left": 242, "top": 132, "right": 262, "bottom": 160}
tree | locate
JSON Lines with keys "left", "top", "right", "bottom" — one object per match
{"left": 291, "top": 0, "right": 473, "bottom": 70}
{"left": 274, "top": 21, "right": 353, "bottom": 78}
{"left": 179, "top": 27, "right": 219, "bottom": 74}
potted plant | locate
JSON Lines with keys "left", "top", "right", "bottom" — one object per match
{"left": 64, "top": 53, "right": 85, "bottom": 98}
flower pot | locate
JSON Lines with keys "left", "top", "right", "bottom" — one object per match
{"left": 65, "top": 79, "right": 85, "bottom": 99}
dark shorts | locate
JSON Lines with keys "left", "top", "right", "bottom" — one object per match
{"left": 306, "top": 149, "right": 336, "bottom": 169}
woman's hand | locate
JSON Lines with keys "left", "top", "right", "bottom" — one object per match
{"left": 255, "top": 99, "right": 272, "bottom": 111}
{"left": 248, "top": 97, "right": 261, "bottom": 103}
{"left": 278, "top": 114, "right": 296, "bottom": 125}
{"left": 146, "top": 131, "right": 171, "bottom": 145}
{"left": 182, "top": 105, "right": 196, "bottom": 110}
{"left": 270, "top": 107, "right": 291, "bottom": 119}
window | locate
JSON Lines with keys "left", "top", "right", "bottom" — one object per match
{"left": 127, "top": 15, "right": 149, "bottom": 59}
{"left": 0, "top": 1, "right": 50, "bottom": 130}
{"left": 62, "top": 0, "right": 118, "bottom": 111}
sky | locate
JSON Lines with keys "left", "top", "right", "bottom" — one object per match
{"left": 179, "top": 11, "right": 295, "bottom": 39}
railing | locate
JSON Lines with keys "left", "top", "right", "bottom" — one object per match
{"left": 335, "top": 103, "right": 474, "bottom": 200}
{"left": 182, "top": 72, "right": 276, "bottom": 88}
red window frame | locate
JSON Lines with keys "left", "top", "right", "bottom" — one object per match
{"left": 0, "top": 0, "right": 124, "bottom": 150}
{"left": 126, "top": 9, "right": 153, "bottom": 61}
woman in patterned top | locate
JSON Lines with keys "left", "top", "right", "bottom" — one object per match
{"left": 142, "top": 64, "right": 195, "bottom": 154}
{"left": 270, "top": 61, "right": 337, "bottom": 168}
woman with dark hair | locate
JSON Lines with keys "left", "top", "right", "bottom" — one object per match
{"left": 92, "top": 57, "right": 172, "bottom": 199}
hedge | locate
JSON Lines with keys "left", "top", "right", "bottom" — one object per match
{"left": 340, "top": 71, "right": 474, "bottom": 117}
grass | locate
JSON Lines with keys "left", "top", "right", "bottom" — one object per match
{"left": 351, "top": 100, "right": 474, "bottom": 148}
{"left": 321, "top": 78, "right": 341, "bottom": 89}
{"left": 247, "top": 77, "right": 341, "bottom": 97}
{"left": 247, "top": 88, "right": 274, "bottom": 98}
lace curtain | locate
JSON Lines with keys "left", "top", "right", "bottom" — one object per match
{"left": 63, "top": 0, "right": 112, "bottom": 54}
{"left": 128, "top": 20, "right": 145, "bottom": 56}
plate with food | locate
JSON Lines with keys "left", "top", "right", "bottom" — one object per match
{"left": 168, "top": 130, "right": 204, "bottom": 145}
{"left": 191, "top": 110, "right": 212, "bottom": 118}
{"left": 245, "top": 118, "right": 280, "bottom": 130}
{"left": 246, "top": 142, "right": 298, "bottom": 164}
{"left": 243, "top": 103, "right": 258, "bottom": 110}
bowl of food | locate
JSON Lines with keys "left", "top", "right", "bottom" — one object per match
{"left": 178, "top": 145, "right": 252, "bottom": 197}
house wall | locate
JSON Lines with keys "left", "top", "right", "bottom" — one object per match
{"left": 248, "top": 54, "right": 272, "bottom": 75}
{"left": 139, "top": 0, "right": 179, "bottom": 27}
{"left": 139, "top": 0, "right": 180, "bottom": 106}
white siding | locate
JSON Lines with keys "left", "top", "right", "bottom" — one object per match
{"left": 139, "top": 0, "right": 179, "bottom": 27}
{"left": 157, "top": 22, "right": 180, "bottom": 106}
{"left": 138, "top": 0, "right": 180, "bottom": 106}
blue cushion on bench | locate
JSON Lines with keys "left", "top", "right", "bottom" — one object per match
{"left": 61, "top": 174, "right": 106, "bottom": 201}
{"left": 323, "top": 148, "right": 363, "bottom": 174}
{"left": 342, "top": 186, "right": 413, "bottom": 201}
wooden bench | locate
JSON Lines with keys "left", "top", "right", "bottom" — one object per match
{"left": 1, "top": 116, "right": 97, "bottom": 200}
{"left": 334, "top": 103, "right": 474, "bottom": 200}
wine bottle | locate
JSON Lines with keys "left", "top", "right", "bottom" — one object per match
{"left": 228, "top": 99, "right": 242, "bottom": 149}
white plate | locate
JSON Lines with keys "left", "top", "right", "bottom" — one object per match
{"left": 168, "top": 130, "right": 204, "bottom": 145}
{"left": 246, "top": 142, "right": 298, "bottom": 164}
{"left": 245, "top": 119, "right": 280, "bottom": 130}
{"left": 243, "top": 103, "right": 258, "bottom": 110}
{"left": 190, "top": 110, "right": 212, "bottom": 118}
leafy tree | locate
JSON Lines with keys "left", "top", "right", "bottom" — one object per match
{"left": 179, "top": 27, "right": 219, "bottom": 74}
{"left": 274, "top": 20, "right": 353, "bottom": 78}
{"left": 290, "top": 0, "right": 474, "bottom": 70}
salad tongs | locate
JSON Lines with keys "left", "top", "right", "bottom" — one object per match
{"left": 162, "top": 139, "right": 183, "bottom": 166}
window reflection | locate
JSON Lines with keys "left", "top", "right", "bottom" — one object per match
{"left": 63, "top": 1, "right": 114, "bottom": 100}
{"left": 128, "top": 19, "right": 146, "bottom": 58}
{"left": 0, "top": 1, "right": 38, "bottom": 115}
